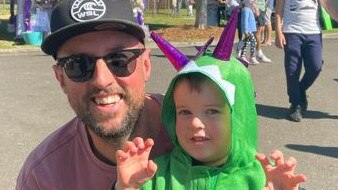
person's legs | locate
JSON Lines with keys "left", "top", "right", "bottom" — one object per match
{"left": 187, "top": 4, "right": 193, "bottom": 16}
{"left": 284, "top": 33, "right": 303, "bottom": 105}
{"left": 255, "top": 25, "right": 272, "bottom": 63}
{"left": 240, "top": 36, "right": 249, "bottom": 58}
{"left": 284, "top": 33, "right": 304, "bottom": 121}
{"left": 299, "top": 34, "right": 323, "bottom": 110}
{"left": 262, "top": 8, "right": 272, "bottom": 45}
{"left": 249, "top": 33, "right": 259, "bottom": 64}
{"left": 239, "top": 35, "right": 250, "bottom": 64}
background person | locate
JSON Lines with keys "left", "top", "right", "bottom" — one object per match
{"left": 254, "top": 0, "right": 272, "bottom": 63}
{"left": 275, "top": 0, "right": 323, "bottom": 122}
{"left": 239, "top": 0, "right": 260, "bottom": 65}
{"left": 261, "top": 0, "right": 274, "bottom": 46}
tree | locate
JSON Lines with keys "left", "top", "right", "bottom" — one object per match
{"left": 195, "top": 0, "right": 208, "bottom": 29}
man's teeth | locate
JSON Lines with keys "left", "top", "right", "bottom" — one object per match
{"left": 95, "top": 95, "right": 121, "bottom": 105}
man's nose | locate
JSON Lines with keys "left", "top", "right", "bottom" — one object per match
{"left": 90, "top": 59, "right": 117, "bottom": 88}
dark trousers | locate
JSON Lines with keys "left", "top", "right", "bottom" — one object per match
{"left": 284, "top": 33, "right": 323, "bottom": 105}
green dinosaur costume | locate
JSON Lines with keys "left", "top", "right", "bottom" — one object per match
{"left": 141, "top": 53, "right": 265, "bottom": 190}
{"left": 142, "top": 7, "right": 265, "bottom": 190}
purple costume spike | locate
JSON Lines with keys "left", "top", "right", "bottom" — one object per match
{"left": 150, "top": 32, "right": 189, "bottom": 71}
{"left": 213, "top": 6, "right": 240, "bottom": 61}
{"left": 194, "top": 37, "right": 214, "bottom": 59}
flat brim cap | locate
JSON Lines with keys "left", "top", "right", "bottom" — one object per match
{"left": 41, "top": 0, "right": 145, "bottom": 56}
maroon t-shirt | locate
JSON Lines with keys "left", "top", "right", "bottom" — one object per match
{"left": 16, "top": 93, "right": 172, "bottom": 190}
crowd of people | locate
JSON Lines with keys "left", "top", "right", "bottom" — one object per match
{"left": 13, "top": 0, "right": 338, "bottom": 189}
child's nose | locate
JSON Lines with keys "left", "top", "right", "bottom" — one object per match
{"left": 191, "top": 117, "right": 205, "bottom": 130}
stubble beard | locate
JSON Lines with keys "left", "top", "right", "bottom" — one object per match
{"left": 70, "top": 88, "right": 145, "bottom": 143}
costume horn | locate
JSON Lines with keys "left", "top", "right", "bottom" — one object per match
{"left": 213, "top": 6, "right": 240, "bottom": 61}
{"left": 150, "top": 32, "right": 189, "bottom": 71}
{"left": 194, "top": 37, "right": 214, "bottom": 59}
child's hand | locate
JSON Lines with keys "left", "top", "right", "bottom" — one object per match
{"left": 115, "top": 137, "right": 157, "bottom": 190}
{"left": 256, "top": 150, "right": 307, "bottom": 190}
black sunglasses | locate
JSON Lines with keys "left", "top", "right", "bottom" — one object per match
{"left": 57, "top": 49, "right": 146, "bottom": 82}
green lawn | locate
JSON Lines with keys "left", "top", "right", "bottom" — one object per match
{"left": 144, "top": 9, "right": 196, "bottom": 30}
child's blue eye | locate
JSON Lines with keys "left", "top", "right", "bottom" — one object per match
{"left": 206, "top": 109, "right": 221, "bottom": 114}
{"left": 177, "top": 109, "right": 191, "bottom": 115}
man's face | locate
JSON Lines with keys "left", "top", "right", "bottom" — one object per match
{"left": 54, "top": 30, "right": 151, "bottom": 141}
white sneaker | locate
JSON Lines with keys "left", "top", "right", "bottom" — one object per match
{"left": 256, "top": 51, "right": 272, "bottom": 63}
{"left": 250, "top": 57, "right": 260, "bottom": 65}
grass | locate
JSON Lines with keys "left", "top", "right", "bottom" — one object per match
{"left": 144, "top": 9, "right": 196, "bottom": 30}
{"left": 0, "top": 3, "right": 31, "bottom": 50}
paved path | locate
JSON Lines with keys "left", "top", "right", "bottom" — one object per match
{"left": 1, "top": 38, "right": 337, "bottom": 190}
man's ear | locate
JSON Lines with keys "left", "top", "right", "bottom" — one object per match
{"left": 52, "top": 65, "right": 67, "bottom": 94}
{"left": 142, "top": 48, "right": 152, "bottom": 82}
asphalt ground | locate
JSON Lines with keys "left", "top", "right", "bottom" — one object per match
{"left": 1, "top": 36, "right": 338, "bottom": 189}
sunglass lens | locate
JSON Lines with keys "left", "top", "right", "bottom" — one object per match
{"left": 105, "top": 51, "right": 138, "bottom": 77}
{"left": 64, "top": 55, "right": 95, "bottom": 82}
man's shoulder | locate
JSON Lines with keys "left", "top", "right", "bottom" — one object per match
{"left": 146, "top": 93, "right": 164, "bottom": 105}
{"left": 19, "top": 118, "right": 82, "bottom": 174}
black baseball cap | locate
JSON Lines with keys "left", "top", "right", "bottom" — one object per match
{"left": 41, "top": 0, "right": 145, "bottom": 56}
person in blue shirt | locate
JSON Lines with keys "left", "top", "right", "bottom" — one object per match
{"left": 239, "top": 0, "right": 260, "bottom": 65}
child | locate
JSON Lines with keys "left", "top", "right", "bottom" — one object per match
{"left": 115, "top": 8, "right": 306, "bottom": 190}
{"left": 239, "top": 0, "right": 260, "bottom": 65}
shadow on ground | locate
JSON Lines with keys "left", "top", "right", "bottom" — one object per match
{"left": 285, "top": 144, "right": 338, "bottom": 158}
{"left": 256, "top": 104, "right": 338, "bottom": 120}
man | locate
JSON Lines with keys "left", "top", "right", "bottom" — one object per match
{"left": 16, "top": 0, "right": 172, "bottom": 189}
{"left": 275, "top": 0, "right": 322, "bottom": 122}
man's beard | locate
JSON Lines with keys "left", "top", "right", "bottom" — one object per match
{"left": 80, "top": 103, "right": 142, "bottom": 142}
{"left": 70, "top": 87, "right": 145, "bottom": 142}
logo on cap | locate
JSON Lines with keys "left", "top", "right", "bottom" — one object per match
{"left": 71, "top": 0, "right": 106, "bottom": 22}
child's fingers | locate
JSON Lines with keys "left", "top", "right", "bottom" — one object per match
{"left": 256, "top": 153, "right": 271, "bottom": 169}
{"left": 269, "top": 150, "right": 284, "bottom": 166}
{"left": 144, "top": 138, "right": 154, "bottom": 150}
{"left": 284, "top": 156, "right": 297, "bottom": 172}
{"left": 147, "top": 160, "right": 158, "bottom": 178}
{"left": 292, "top": 174, "right": 307, "bottom": 184}
{"left": 116, "top": 150, "right": 128, "bottom": 163}
{"left": 133, "top": 137, "right": 145, "bottom": 150}
{"left": 123, "top": 141, "right": 138, "bottom": 153}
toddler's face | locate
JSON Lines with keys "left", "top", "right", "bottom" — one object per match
{"left": 173, "top": 78, "right": 231, "bottom": 167}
